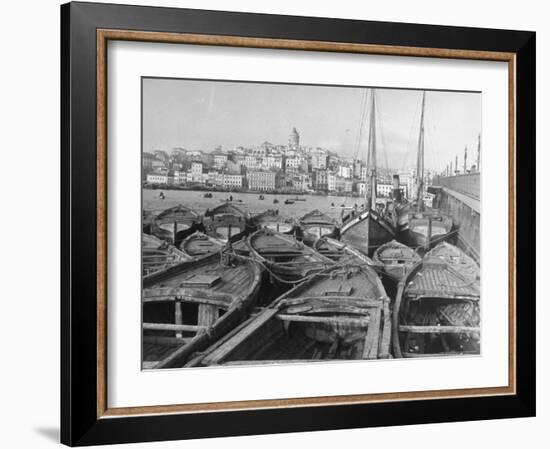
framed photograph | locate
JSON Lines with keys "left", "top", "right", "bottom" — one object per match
{"left": 61, "top": 1, "right": 535, "bottom": 446}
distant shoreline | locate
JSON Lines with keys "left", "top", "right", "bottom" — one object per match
{"left": 142, "top": 183, "right": 360, "bottom": 197}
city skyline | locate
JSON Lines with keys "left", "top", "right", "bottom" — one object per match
{"left": 142, "top": 78, "right": 481, "bottom": 172}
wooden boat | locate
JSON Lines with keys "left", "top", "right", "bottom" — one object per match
{"left": 252, "top": 209, "right": 297, "bottom": 234}
{"left": 404, "top": 213, "right": 454, "bottom": 252}
{"left": 273, "top": 199, "right": 279, "bottom": 204}
{"left": 340, "top": 90, "right": 395, "bottom": 256}
{"left": 392, "top": 242, "right": 480, "bottom": 358}
{"left": 299, "top": 209, "right": 339, "bottom": 246}
{"left": 401, "top": 91, "right": 453, "bottom": 252}
{"left": 179, "top": 231, "right": 224, "bottom": 259}
{"left": 142, "top": 250, "right": 263, "bottom": 369}
{"left": 194, "top": 264, "right": 391, "bottom": 366}
{"left": 340, "top": 208, "right": 395, "bottom": 257}
{"left": 284, "top": 199, "right": 295, "bottom": 205}
{"left": 248, "top": 228, "right": 333, "bottom": 285}
{"left": 203, "top": 202, "right": 252, "bottom": 242}
{"left": 151, "top": 204, "right": 201, "bottom": 245}
{"left": 142, "top": 233, "right": 190, "bottom": 276}
{"left": 314, "top": 237, "right": 380, "bottom": 270}
{"left": 373, "top": 239, "right": 421, "bottom": 282}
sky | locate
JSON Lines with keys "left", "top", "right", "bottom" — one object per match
{"left": 142, "top": 77, "right": 481, "bottom": 172}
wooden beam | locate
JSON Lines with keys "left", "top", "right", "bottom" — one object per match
{"left": 362, "top": 308, "right": 381, "bottom": 359}
{"left": 174, "top": 301, "right": 183, "bottom": 338}
{"left": 143, "top": 336, "right": 193, "bottom": 346}
{"left": 143, "top": 322, "right": 203, "bottom": 332}
{"left": 399, "top": 325, "right": 480, "bottom": 334}
{"left": 276, "top": 314, "right": 369, "bottom": 326}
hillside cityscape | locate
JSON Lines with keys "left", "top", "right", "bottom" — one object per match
{"left": 142, "top": 126, "right": 466, "bottom": 199}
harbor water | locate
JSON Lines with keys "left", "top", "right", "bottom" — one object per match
{"left": 143, "top": 189, "right": 360, "bottom": 222}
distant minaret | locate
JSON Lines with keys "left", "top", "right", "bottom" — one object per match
{"left": 455, "top": 155, "right": 458, "bottom": 175}
{"left": 463, "top": 146, "right": 468, "bottom": 174}
{"left": 476, "top": 133, "right": 481, "bottom": 172}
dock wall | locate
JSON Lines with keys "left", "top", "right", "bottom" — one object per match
{"left": 432, "top": 174, "right": 480, "bottom": 262}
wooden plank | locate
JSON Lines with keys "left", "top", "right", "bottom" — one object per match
{"left": 281, "top": 296, "right": 384, "bottom": 308}
{"left": 403, "top": 351, "right": 480, "bottom": 358}
{"left": 222, "top": 359, "right": 330, "bottom": 366}
{"left": 143, "top": 288, "right": 235, "bottom": 302}
{"left": 174, "top": 301, "right": 183, "bottom": 338}
{"left": 143, "top": 322, "right": 203, "bottom": 332}
{"left": 399, "top": 325, "right": 480, "bottom": 334}
{"left": 378, "top": 303, "right": 392, "bottom": 358}
{"left": 143, "top": 336, "right": 193, "bottom": 346}
{"left": 198, "top": 304, "right": 218, "bottom": 327}
{"left": 201, "top": 308, "right": 280, "bottom": 364}
{"left": 362, "top": 308, "right": 381, "bottom": 359}
{"left": 276, "top": 314, "right": 369, "bottom": 326}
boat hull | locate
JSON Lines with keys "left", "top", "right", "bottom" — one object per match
{"left": 197, "top": 264, "right": 391, "bottom": 366}
{"left": 340, "top": 209, "right": 395, "bottom": 257}
{"left": 142, "top": 252, "right": 263, "bottom": 369}
{"left": 392, "top": 244, "right": 480, "bottom": 358}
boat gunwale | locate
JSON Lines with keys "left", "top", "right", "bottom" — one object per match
{"left": 392, "top": 248, "right": 480, "bottom": 358}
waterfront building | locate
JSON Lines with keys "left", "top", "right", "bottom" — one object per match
{"left": 190, "top": 162, "right": 204, "bottom": 183}
{"left": 327, "top": 172, "right": 336, "bottom": 192}
{"left": 338, "top": 165, "right": 353, "bottom": 179}
{"left": 285, "top": 156, "right": 307, "bottom": 173}
{"left": 174, "top": 170, "right": 187, "bottom": 185}
{"left": 146, "top": 171, "right": 173, "bottom": 185}
{"left": 247, "top": 170, "right": 277, "bottom": 191}
{"left": 310, "top": 149, "right": 328, "bottom": 170}
{"left": 213, "top": 153, "right": 228, "bottom": 169}
{"left": 335, "top": 176, "right": 353, "bottom": 194}
{"left": 244, "top": 155, "right": 260, "bottom": 171}
{"left": 313, "top": 169, "right": 328, "bottom": 192}
{"left": 261, "top": 155, "right": 283, "bottom": 170}
{"left": 222, "top": 173, "right": 243, "bottom": 189}
{"left": 355, "top": 181, "right": 367, "bottom": 197}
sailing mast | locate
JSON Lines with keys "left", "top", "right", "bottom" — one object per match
{"left": 365, "top": 89, "right": 377, "bottom": 212}
{"left": 415, "top": 91, "right": 426, "bottom": 212}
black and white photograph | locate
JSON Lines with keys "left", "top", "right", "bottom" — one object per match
{"left": 141, "top": 78, "right": 481, "bottom": 369}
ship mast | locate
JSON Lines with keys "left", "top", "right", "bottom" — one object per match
{"left": 365, "top": 89, "right": 377, "bottom": 212}
{"left": 415, "top": 91, "right": 426, "bottom": 212}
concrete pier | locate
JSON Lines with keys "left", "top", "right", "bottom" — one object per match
{"left": 431, "top": 173, "right": 480, "bottom": 262}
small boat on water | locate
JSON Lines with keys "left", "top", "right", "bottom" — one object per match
{"left": 247, "top": 228, "right": 333, "bottom": 285}
{"left": 142, "top": 233, "right": 191, "bottom": 276}
{"left": 392, "top": 242, "right": 480, "bottom": 358}
{"left": 203, "top": 202, "right": 252, "bottom": 242}
{"left": 194, "top": 264, "right": 391, "bottom": 366}
{"left": 179, "top": 231, "right": 224, "bottom": 259}
{"left": 314, "top": 237, "right": 380, "bottom": 269}
{"left": 142, "top": 250, "right": 263, "bottom": 369}
{"left": 259, "top": 194, "right": 265, "bottom": 200}
{"left": 373, "top": 240, "right": 421, "bottom": 282}
{"left": 273, "top": 199, "right": 279, "bottom": 204}
{"left": 299, "top": 209, "right": 339, "bottom": 246}
{"left": 151, "top": 204, "right": 202, "bottom": 245}
{"left": 252, "top": 209, "right": 297, "bottom": 234}
{"left": 203, "top": 192, "right": 213, "bottom": 198}
{"left": 284, "top": 199, "right": 295, "bottom": 205}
